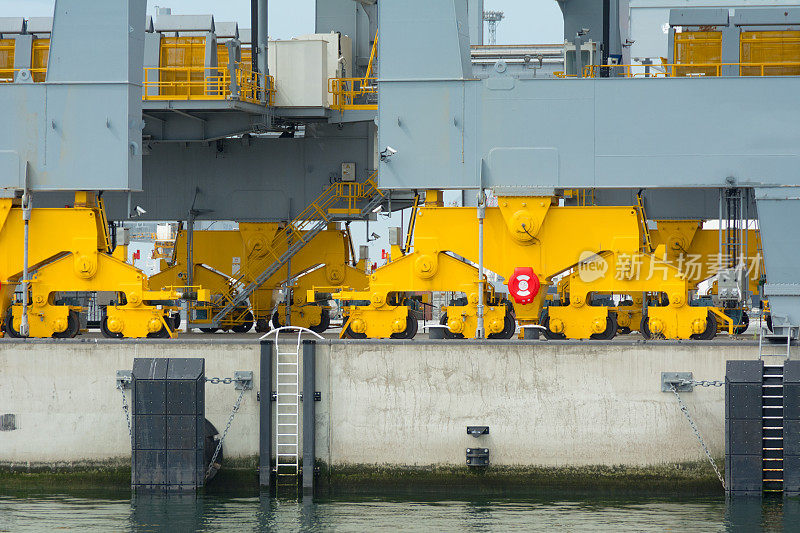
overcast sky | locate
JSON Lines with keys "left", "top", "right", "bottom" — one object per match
{"left": 0, "top": 0, "right": 565, "bottom": 43}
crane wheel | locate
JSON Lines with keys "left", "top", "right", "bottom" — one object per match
{"left": 390, "top": 312, "right": 419, "bottom": 340}
{"left": 590, "top": 315, "right": 618, "bottom": 341}
{"left": 309, "top": 308, "right": 332, "bottom": 334}
{"left": 488, "top": 312, "right": 516, "bottom": 340}
{"left": 53, "top": 310, "right": 80, "bottom": 339}
{"left": 4, "top": 307, "right": 24, "bottom": 338}
{"left": 439, "top": 313, "right": 465, "bottom": 340}
{"left": 541, "top": 314, "right": 566, "bottom": 340}
{"left": 690, "top": 311, "right": 717, "bottom": 341}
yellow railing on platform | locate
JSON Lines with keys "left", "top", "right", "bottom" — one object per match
{"left": 329, "top": 77, "right": 378, "bottom": 111}
{"left": 555, "top": 61, "right": 800, "bottom": 79}
{"left": 142, "top": 62, "right": 274, "bottom": 105}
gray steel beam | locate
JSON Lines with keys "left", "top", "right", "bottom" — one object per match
{"left": 259, "top": 340, "right": 272, "bottom": 488}
{"left": 258, "top": 0, "right": 269, "bottom": 77}
{"left": 302, "top": 340, "right": 316, "bottom": 494}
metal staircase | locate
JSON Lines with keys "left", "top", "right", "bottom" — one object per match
{"left": 211, "top": 176, "right": 383, "bottom": 327}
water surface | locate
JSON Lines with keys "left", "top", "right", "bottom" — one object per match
{"left": 0, "top": 491, "right": 794, "bottom": 531}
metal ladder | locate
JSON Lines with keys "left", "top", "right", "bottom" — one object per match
{"left": 762, "top": 363, "right": 785, "bottom": 493}
{"left": 260, "top": 326, "right": 324, "bottom": 484}
{"left": 211, "top": 177, "right": 384, "bottom": 327}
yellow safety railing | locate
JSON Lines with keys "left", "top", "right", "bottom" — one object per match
{"left": 329, "top": 77, "right": 378, "bottom": 111}
{"left": 142, "top": 62, "right": 274, "bottom": 105}
{"left": 556, "top": 61, "right": 800, "bottom": 79}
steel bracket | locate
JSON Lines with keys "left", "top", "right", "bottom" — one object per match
{"left": 661, "top": 372, "right": 693, "bottom": 392}
{"left": 116, "top": 370, "right": 132, "bottom": 390}
{"left": 234, "top": 371, "right": 254, "bottom": 390}
{"left": 271, "top": 391, "right": 322, "bottom": 401}
{"left": 467, "top": 426, "right": 490, "bottom": 437}
{"left": 466, "top": 448, "right": 489, "bottom": 467}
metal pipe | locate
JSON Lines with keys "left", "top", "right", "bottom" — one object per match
{"left": 302, "top": 340, "right": 316, "bottom": 494}
{"left": 186, "top": 213, "right": 194, "bottom": 331}
{"left": 259, "top": 340, "right": 273, "bottom": 488}
{"left": 601, "top": 0, "right": 610, "bottom": 76}
{"left": 251, "top": 0, "right": 258, "bottom": 74}
{"left": 476, "top": 191, "right": 485, "bottom": 339}
{"left": 258, "top": 0, "right": 269, "bottom": 77}
{"left": 20, "top": 189, "right": 32, "bottom": 337}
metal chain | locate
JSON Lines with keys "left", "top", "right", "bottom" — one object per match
{"left": 670, "top": 384, "right": 725, "bottom": 489}
{"left": 680, "top": 379, "right": 724, "bottom": 388}
{"left": 116, "top": 383, "right": 132, "bottom": 438}
{"left": 206, "top": 377, "right": 234, "bottom": 385}
{"left": 205, "top": 386, "right": 247, "bottom": 480}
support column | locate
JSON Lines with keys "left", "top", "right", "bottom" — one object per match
{"left": 476, "top": 192, "right": 485, "bottom": 339}
{"left": 258, "top": 0, "right": 269, "bottom": 78}
{"left": 185, "top": 213, "right": 195, "bottom": 331}
{"left": 20, "top": 189, "right": 32, "bottom": 337}
{"left": 302, "top": 340, "right": 316, "bottom": 494}
{"left": 259, "top": 340, "right": 273, "bottom": 488}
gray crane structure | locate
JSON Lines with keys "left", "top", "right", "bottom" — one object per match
{"left": 2, "top": 0, "right": 800, "bottom": 339}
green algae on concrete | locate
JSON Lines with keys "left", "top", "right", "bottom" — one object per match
{"left": 1, "top": 458, "right": 724, "bottom": 494}
{"left": 319, "top": 461, "right": 726, "bottom": 495}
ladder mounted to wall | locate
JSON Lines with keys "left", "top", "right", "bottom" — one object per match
{"left": 211, "top": 175, "right": 384, "bottom": 327}
{"left": 260, "top": 326, "right": 323, "bottom": 485}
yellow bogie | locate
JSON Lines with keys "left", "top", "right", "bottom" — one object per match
{"left": 646, "top": 306, "right": 712, "bottom": 339}
{"left": 0, "top": 196, "right": 191, "bottom": 339}
{"left": 273, "top": 303, "right": 324, "bottom": 330}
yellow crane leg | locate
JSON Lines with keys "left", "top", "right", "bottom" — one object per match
{"left": 335, "top": 251, "right": 507, "bottom": 339}
{"left": 547, "top": 250, "right": 715, "bottom": 340}
{"left": 0, "top": 196, "right": 198, "bottom": 339}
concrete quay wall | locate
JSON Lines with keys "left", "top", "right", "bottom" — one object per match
{"left": 0, "top": 338, "right": 776, "bottom": 470}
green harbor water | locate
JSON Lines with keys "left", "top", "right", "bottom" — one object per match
{"left": 0, "top": 490, "right": 796, "bottom": 532}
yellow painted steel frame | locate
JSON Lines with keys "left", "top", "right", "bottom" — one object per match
{"left": 0, "top": 196, "right": 193, "bottom": 338}
{"left": 338, "top": 252, "right": 507, "bottom": 339}
{"left": 327, "top": 198, "right": 723, "bottom": 339}
{"left": 151, "top": 223, "right": 368, "bottom": 331}
{"left": 559, "top": 221, "right": 762, "bottom": 335}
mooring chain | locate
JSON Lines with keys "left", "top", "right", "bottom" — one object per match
{"left": 206, "top": 377, "right": 234, "bottom": 385}
{"left": 670, "top": 384, "right": 725, "bottom": 489}
{"left": 116, "top": 382, "right": 132, "bottom": 438}
{"left": 680, "top": 379, "right": 725, "bottom": 388}
{"left": 205, "top": 386, "right": 247, "bottom": 481}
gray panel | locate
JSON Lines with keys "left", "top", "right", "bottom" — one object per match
{"left": 784, "top": 455, "right": 800, "bottom": 495}
{"left": 726, "top": 384, "right": 762, "bottom": 420}
{"left": 0, "top": 17, "right": 24, "bottom": 34}
{"left": 0, "top": 0, "right": 145, "bottom": 191}
{"left": 167, "top": 358, "right": 204, "bottom": 380}
{"left": 727, "top": 360, "right": 763, "bottom": 383}
{"left": 732, "top": 8, "right": 800, "bottom": 26}
{"left": 166, "top": 382, "right": 197, "bottom": 415}
{"left": 785, "top": 420, "right": 800, "bottom": 455}
{"left": 783, "top": 361, "right": 800, "bottom": 383}
{"left": 755, "top": 189, "right": 800, "bottom": 329}
{"left": 379, "top": 77, "right": 800, "bottom": 190}
{"left": 154, "top": 15, "right": 214, "bottom": 33}
{"left": 380, "top": 0, "right": 471, "bottom": 80}
{"left": 728, "top": 419, "right": 762, "bottom": 455}
{"left": 134, "top": 415, "right": 166, "bottom": 449}
{"left": 95, "top": 123, "right": 374, "bottom": 221}
{"left": 669, "top": 9, "right": 729, "bottom": 27}
{"left": 133, "top": 358, "right": 169, "bottom": 380}
{"left": 134, "top": 450, "right": 166, "bottom": 485}
{"left": 785, "top": 384, "right": 800, "bottom": 420}
{"left": 727, "top": 455, "right": 763, "bottom": 493}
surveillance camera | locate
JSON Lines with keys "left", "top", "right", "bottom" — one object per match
{"left": 370, "top": 232, "right": 380, "bottom": 240}
{"left": 136, "top": 206, "right": 147, "bottom": 215}
{"left": 386, "top": 146, "right": 397, "bottom": 155}
{"left": 380, "top": 146, "right": 398, "bottom": 162}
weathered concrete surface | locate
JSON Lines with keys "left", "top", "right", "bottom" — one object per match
{"left": 0, "top": 338, "right": 781, "bottom": 471}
